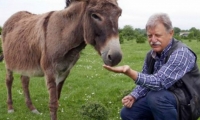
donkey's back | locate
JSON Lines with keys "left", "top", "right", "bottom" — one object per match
{"left": 3, "top": 11, "right": 33, "bottom": 38}
{"left": 2, "top": 11, "right": 52, "bottom": 76}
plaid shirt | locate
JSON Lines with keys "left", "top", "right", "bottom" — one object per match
{"left": 130, "top": 40, "right": 196, "bottom": 100}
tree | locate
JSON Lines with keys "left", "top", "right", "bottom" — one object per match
{"left": 173, "top": 27, "right": 181, "bottom": 36}
{"left": 121, "top": 25, "right": 135, "bottom": 41}
{"left": 195, "top": 29, "right": 200, "bottom": 40}
{"left": 136, "top": 34, "right": 146, "bottom": 43}
{"left": 0, "top": 38, "right": 2, "bottom": 54}
{"left": 119, "top": 32, "right": 124, "bottom": 44}
{"left": 189, "top": 27, "right": 199, "bottom": 39}
{"left": 189, "top": 27, "right": 197, "bottom": 32}
{"left": 118, "top": 28, "right": 124, "bottom": 44}
{"left": 134, "top": 28, "right": 146, "bottom": 36}
{"left": 0, "top": 26, "right": 3, "bottom": 56}
{"left": 196, "top": 30, "right": 200, "bottom": 42}
{"left": 0, "top": 26, "right": 2, "bottom": 35}
{"left": 174, "top": 35, "right": 181, "bottom": 41}
{"left": 188, "top": 31, "right": 194, "bottom": 39}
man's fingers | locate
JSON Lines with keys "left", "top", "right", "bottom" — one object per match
{"left": 103, "top": 65, "right": 115, "bottom": 71}
{"left": 124, "top": 101, "right": 133, "bottom": 108}
{"left": 103, "top": 65, "right": 111, "bottom": 69}
{"left": 122, "top": 99, "right": 129, "bottom": 104}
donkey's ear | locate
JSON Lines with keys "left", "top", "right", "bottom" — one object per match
{"left": 65, "top": 0, "right": 71, "bottom": 8}
{"left": 83, "top": 10, "right": 95, "bottom": 45}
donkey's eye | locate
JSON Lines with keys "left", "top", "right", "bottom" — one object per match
{"left": 91, "top": 13, "right": 101, "bottom": 21}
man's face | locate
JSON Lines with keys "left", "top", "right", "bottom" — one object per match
{"left": 146, "top": 23, "right": 174, "bottom": 54}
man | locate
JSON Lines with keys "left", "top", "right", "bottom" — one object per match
{"left": 103, "top": 13, "right": 200, "bottom": 120}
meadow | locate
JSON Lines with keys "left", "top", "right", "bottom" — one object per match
{"left": 0, "top": 39, "right": 199, "bottom": 120}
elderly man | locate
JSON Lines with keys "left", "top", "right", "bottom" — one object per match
{"left": 103, "top": 13, "right": 200, "bottom": 120}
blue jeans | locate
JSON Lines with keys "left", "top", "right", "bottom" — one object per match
{"left": 120, "top": 89, "right": 178, "bottom": 120}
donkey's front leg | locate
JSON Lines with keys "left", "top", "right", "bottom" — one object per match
{"left": 56, "top": 71, "right": 70, "bottom": 100}
{"left": 46, "top": 74, "right": 58, "bottom": 120}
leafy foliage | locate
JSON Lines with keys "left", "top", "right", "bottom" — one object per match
{"left": 186, "top": 27, "right": 200, "bottom": 40}
{"left": 119, "top": 32, "right": 124, "bottom": 44}
{"left": 120, "top": 25, "right": 135, "bottom": 41}
{"left": 136, "top": 34, "right": 146, "bottom": 43}
{"left": 0, "top": 38, "right": 2, "bottom": 54}
{"left": 119, "top": 25, "right": 146, "bottom": 43}
{"left": 0, "top": 26, "right": 2, "bottom": 35}
{"left": 173, "top": 27, "right": 181, "bottom": 36}
{"left": 80, "top": 102, "right": 108, "bottom": 120}
{"left": 0, "top": 26, "right": 2, "bottom": 55}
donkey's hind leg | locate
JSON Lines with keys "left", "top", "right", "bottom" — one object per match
{"left": 21, "top": 75, "right": 40, "bottom": 114}
{"left": 6, "top": 69, "right": 14, "bottom": 113}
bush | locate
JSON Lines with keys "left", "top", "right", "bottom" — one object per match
{"left": 0, "top": 38, "right": 2, "bottom": 54}
{"left": 136, "top": 35, "right": 146, "bottom": 43}
{"left": 80, "top": 102, "right": 109, "bottom": 120}
{"left": 0, "top": 26, "right": 2, "bottom": 35}
{"left": 174, "top": 35, "right": 181, "bottom": 40}
{"left": 121, "top": 25, "right": 135, "bottom": 41}
{"left": 119, "top": 33, "right": 124, "bottom": 44}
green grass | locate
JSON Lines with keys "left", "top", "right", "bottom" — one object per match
{"left": 0, "top": 39, "right": 199, "bottom": 120}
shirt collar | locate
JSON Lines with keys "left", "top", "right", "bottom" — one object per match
{"left": 151, "top": 39, "right": 173, "bottom": 59}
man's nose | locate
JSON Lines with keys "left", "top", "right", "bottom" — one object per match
{"left": 151, "top": 35, "right": 157, "bottom": 42}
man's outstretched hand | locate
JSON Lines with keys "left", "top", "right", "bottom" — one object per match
{"left": 103, "top": 64, "right": 138, "bottom": 81}
{"left": 103, "top": 65, "right": 130, "bottom": 74}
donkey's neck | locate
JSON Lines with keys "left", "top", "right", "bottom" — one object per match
{"left": 61, "top": 2, "right": 87, "bottom": 45}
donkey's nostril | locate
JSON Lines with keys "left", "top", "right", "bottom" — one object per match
{"left": 108, "top": 55, "right": 112, "bottom": 61}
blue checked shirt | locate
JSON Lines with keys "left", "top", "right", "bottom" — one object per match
{"left": 130, "top": 40, "right": 196, "bottom": 100}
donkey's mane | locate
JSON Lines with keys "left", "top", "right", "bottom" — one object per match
{"left": 65, "top": 0, "right": 118, "bottom": 8}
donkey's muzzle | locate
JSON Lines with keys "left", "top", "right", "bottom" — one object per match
{"left": 104, "top": 51, "right": 122, "bottom": 66}
{"left": 101, "top": 39, "right": 122, "bottom": 66}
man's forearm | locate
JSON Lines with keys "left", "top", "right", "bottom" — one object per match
{"left": 124, "top": 68, "right": 138, "bottom": 81}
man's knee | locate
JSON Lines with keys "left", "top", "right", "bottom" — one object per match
{"left": 120, "top": 107, "right": 129, "bottom": 120}
{"left": 146, "top": 90, "right": 177, "bottom": 109}
{"left": 146, "top": 91, "right": 161, "bottom": 107}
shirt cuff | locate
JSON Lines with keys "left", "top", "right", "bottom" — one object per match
{"left": 135, "top": 72, "right": 145, "bottom": 86}
{"left": 130, "top": 91, "right": 140, "bottom": 100}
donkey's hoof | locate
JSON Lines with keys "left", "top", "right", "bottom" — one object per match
{"left": 31, "top": 109, "right": 40, "bottom": 114}
{"left": 8, "top": 109, "right": 14, "bottom": 113}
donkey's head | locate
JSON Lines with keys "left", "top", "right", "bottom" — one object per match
{"left": 83, "top": 0, "right": 122, "bottom": 66}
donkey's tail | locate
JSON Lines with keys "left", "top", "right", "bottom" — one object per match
{"left": 0, "top": 54, "right": 4, "bottom": 62}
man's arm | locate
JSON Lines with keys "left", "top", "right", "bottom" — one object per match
{"left": 136, "top": 47, "right": 196, "bottom": 90}
{"left": 103, "top": 47, "right": 196, "bottom": 91}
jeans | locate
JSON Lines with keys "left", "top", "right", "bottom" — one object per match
{"left": 120, "top": 89, "right": 178, "bottom": 120}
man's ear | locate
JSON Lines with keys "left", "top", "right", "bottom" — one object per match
{"left": 170, "top": 29, "right": 174, "bottom": 36}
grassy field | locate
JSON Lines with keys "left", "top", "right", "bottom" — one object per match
{"left": 0, "top": 39, "right": 199, "bottom": 120}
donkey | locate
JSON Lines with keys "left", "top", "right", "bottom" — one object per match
{"left": 1, "top": 0, "right": 122, "bottom": 119}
